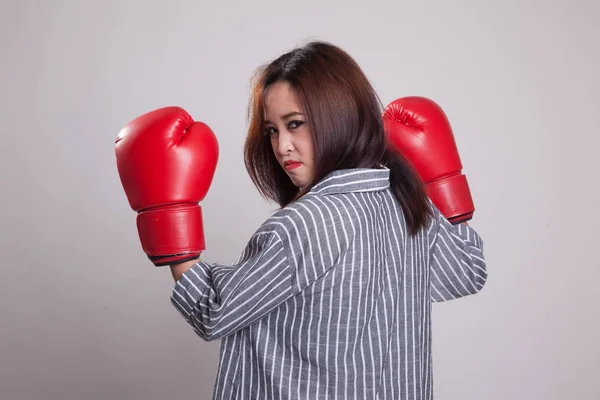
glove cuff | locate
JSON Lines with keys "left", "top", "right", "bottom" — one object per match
{"left": 136, "top": 204, "right": 205, "bottom": 266}
{"left": 426, "top": 173, "right": 475, "bottom": 224}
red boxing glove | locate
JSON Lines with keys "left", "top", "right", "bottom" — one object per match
{"left": 115, "top": 107, "right": 219, "bottom": 266}
{"left": 382, "top": 96, "right": 474, "bottom": 224}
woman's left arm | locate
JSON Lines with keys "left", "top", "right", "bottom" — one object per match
{"left": 429, "top": 211, "right": 487, "bottom": 302}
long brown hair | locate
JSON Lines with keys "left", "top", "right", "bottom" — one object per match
{"left": 244, "top": 40, "right": 432, "bottom": 234}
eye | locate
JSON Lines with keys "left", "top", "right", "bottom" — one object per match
{"left": 288, "top": 120, "right": 304, "bottom": 130}
{"left": 263, "top": 126, "right": 277, "bottom": 137}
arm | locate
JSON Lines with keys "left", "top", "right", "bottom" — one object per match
{"left": 429, "top": 208, "right": 487, "bottom": 302}
{"left": 169, "top": 230, "right": 295, "bottom": 341}
{"left": 170, "top": 259, "right": 198, "bottom": 281}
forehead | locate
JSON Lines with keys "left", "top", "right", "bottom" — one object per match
{"left": 263, "top": 81, "right": 302, "bottom": 116}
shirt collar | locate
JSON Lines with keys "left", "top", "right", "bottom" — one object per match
{"left": 310, "top": 167, "right": 390, "bottom": 195}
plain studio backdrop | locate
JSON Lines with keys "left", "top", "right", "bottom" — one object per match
{"left": 1, "top": 0, "right": 599, "bottom": 399}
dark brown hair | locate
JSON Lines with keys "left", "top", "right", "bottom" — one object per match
{"left": 244, "top": 40, "right": 432, "bottom": 234}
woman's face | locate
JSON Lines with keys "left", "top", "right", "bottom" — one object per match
{"left": 263, "top": 81, "right": 315, "bottom": 189}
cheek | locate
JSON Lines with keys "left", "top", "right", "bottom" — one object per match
{"left": 269, "top": 137, "right": 278, "bottom": 153}
{"left": 301, "top": 133, "right": 315, "bottom": 161}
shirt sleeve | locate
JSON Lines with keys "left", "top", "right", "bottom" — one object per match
{"left": 428, "top": 207, "right": 487, "bottom": 302}
{"left": 170, "top": 228, "right": 295, "bottom": 341}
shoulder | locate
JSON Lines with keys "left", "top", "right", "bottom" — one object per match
{"left": 260, "top": 194, "right": 330, "bottom": 233}
{"left": 255, "top": 193, "right": 350, "bottom": 247}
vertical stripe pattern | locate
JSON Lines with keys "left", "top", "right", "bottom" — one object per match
{"left": 171, "top": 167, "right": 487, "bottom": 399}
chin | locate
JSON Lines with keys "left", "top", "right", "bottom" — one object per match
{"left": 289, "top": 178, "right": 305, "bottom": 189}
{"left": 295, "top": 181, "right": 309, "bottom": 190}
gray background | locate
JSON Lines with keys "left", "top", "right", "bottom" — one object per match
{"left": 1, "top": 0, "right": 599, "bottom": 399}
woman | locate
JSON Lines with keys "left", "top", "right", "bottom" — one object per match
{"left": 169, "top": 41, "right": 486, "bottom": 399}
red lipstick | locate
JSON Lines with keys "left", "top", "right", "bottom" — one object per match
{"left": 284, "top": 160, "right": 302, "bottom": 170}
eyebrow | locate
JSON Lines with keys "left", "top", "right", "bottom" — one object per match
{"left": 264, "top": 111, "right": 305, "bottom": 124}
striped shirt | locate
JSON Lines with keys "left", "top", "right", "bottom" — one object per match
{"left": 171, "top": 167, "right": 487, "bottom": 399}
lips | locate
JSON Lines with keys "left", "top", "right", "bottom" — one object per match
{"left": 284, "top": 160, "right": 302, "bottom": 170}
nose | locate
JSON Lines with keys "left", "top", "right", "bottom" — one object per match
{"left": 276, "top": 130, "right": 293, "bottom": 156}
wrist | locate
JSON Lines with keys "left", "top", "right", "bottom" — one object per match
{"left": 170, "top": 258, "right": 200, "bottom": 282}
{"left": 136, "top": 204, "right": 205, "bottom": 264}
